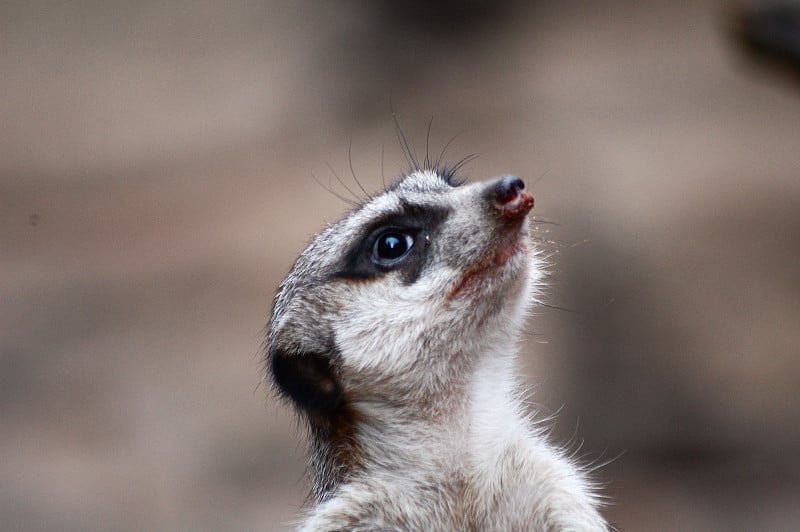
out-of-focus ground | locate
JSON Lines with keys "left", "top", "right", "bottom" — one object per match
{"left": 2, "top": 1, "right": 799, "bottom": 530}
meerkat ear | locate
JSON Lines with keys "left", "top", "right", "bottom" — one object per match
{"left": 270, "top": 348, "right": 343, "bottom": 414}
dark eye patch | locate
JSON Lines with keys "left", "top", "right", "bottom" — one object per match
{"left": 333, "top": 202, "right": 449, "bottom": 284}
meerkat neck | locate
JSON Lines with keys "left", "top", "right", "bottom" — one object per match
{"left": 308, "top": 345, "right": 526, "bottom": 500}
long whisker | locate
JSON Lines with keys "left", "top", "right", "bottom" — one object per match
{"left": 424, "top": 116, "right": 434, "bottom": 170}
{"left": 392, "top": 109, "right": 420, "bottom": 172}
{"left": 449, "top": 153, "right": 478, "bottom": 176}
{"left": 324, "top": 161, "right": 361, "bottom": 204}
{"left": 310, "top": 171, "right": 359, "bottom": 207}
{"left": 348, "top": 138, "right": 372, "bottom": 200}
{"left": 435, "top": 131, "right": 465, "bottom": 171}
{"left": 380, "top": 144, "right": 388, "bottom": 192}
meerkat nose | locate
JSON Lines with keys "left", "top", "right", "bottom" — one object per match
{"left": 491, "top": 176, "right": 534, "bottom": 218}
{"left": 494, "top": 176, "right": 526, "bottom": 205}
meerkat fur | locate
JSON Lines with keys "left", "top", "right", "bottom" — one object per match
{"left": 267, "top": 168, "right": 609, "bottom": 531}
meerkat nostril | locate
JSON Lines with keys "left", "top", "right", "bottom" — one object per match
{"left": 489, "top": 176, "right": 534, "bottom": 219}
{"left": 494, "top": 176, "right": 525, "bottom": 205}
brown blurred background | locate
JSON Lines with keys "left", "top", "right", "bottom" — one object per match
{"left": 2, "top": 1, "right": 800, "bottom": 531}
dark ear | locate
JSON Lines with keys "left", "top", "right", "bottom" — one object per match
{"left": 270, "top": 348, "right": 343, "bottom": 414}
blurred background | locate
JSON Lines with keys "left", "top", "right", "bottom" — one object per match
{"left": 2, "top": 1, "right": 800, "bottom": 530}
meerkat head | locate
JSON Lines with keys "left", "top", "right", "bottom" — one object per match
{"left": 267, "top": 169, "right": 542, "bottom": 420}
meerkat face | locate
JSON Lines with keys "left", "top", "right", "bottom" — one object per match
{"left": 268, "top": 170, "right": 542, "bottom": 415}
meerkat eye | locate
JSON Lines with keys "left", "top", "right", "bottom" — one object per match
{"left": 372, "top": 231, "right": 414, "bottom": 266}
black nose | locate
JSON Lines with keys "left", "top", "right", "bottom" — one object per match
{"left": 493, "top": 176, "right": 526, "bottom": 205}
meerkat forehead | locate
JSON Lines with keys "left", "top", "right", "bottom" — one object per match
{"left": 344, "top": 169, "right": 457, "bottom": 229}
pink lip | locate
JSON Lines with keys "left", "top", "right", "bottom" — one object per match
{"left": 497, "top": 190, "right": 534, "bottom": 220}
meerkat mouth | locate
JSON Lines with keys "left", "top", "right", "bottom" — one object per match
{"left": 447, "top": 225, "right": 530, "bottom": 299}
{"left": 496, "top": 187, "right": 535, "bottom": 220}
{"left": 448, "top": 177, "right": 534, "bottom": 299}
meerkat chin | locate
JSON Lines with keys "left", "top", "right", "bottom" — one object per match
{"left": 267, "top": 169, "right": 609, "bottom": 531}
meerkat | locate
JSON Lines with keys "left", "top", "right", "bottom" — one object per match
{"left": 266, "top": 166, "right": 609, "bottom": 531}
